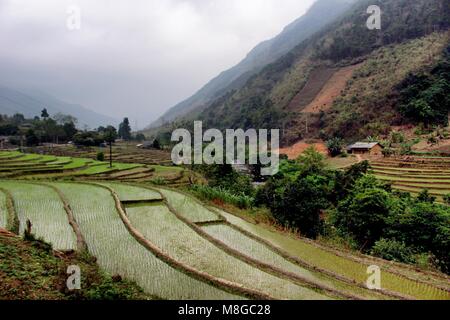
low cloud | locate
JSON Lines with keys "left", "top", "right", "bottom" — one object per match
{"left": 0, "top": 0, "right": 314, "bottom": 127}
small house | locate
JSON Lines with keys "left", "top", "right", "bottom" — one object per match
{"left": 347, "top": 142, "right": 383, "bottom": 156}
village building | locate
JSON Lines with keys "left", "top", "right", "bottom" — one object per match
{"left": 347, "top": 142, "right": 383, "bottom": 156}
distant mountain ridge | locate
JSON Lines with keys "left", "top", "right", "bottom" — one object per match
{"left": 149, "top": 0, "right": 357, "bottom": 128}
{"left": 0, "top": 86, "right": 118, "bottom": 128}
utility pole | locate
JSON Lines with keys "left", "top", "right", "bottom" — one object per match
{"left": 109, "top": 141, "right": 113, "bottom": 168}
{"left": 305, "top": 114, "right": 309, "bottom": 135}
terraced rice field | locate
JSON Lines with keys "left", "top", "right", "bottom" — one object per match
{"left": 0, "top": 190, "right": 7, "bottom": 229}
{"left": 126, "top": 203, "right": 331, "bottom": 300}
{"left": 214, "top": 208, "right": 450, "bottom": 300}
{"left": 159, "top": 188, "right": 222, "bottom": 223}
{"left": 0, "top": 177, "right": 448, "bottom": 300}
{"left": 371, "top": 157, "right": 450, "bottom": 202}
{"left": 201, "top": 224, "right": 387, "bottom": 300}
{"left": 0, "top": 181, "right": 77, "bottom": 250}
{"left": 0, "top": 151, "right": 189, "bottom": 186}
{"left": 51, "top": 182, "right": 240, "bottom": 300}
{"left": 32, "top": 143, "right": 173, "bottom": 166}
{"left": 99, "top": 182, "right": 162, "bottom": 202}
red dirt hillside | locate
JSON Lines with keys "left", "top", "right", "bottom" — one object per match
{"left": 302, "top": 64, "right": 362, "bottom": 113}
{"left": 279, "top": 140, "right": 328, "bottom": 159}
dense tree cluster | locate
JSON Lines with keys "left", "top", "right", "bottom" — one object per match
{"left": 255, "top": 147, "right": 450, "bottom": 273}
{"left": 0, "top": 111, "right": 147, "bottom": 149}
{"left": 0, "top": 111, "right": 78, "bottom": 146}
{"left": 398, "top": 45, "right": 450, "bottom": 126}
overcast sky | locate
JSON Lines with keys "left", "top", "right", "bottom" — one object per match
{"left": 0, "top": 0, "right": 315, "bottom": 128}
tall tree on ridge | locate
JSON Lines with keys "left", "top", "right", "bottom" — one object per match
{"left": 118, "top": 117, "right": 132, "bottom": 140}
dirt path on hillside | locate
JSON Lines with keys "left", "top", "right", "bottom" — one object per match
{"left": 302, "top": 64, "right": 362, "bottom": 114}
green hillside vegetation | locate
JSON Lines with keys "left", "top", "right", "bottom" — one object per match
{"left": 397, "top": 45, "right": 450, "bottom": 126}
{"left": 253, "top": 148, "right": 450, "bottom": 274}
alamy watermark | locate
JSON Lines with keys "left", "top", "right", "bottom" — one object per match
{"left": 171, "top": 121, "right": 280, "bottom": 176}
{"left": 66, "top": 5, "right": 81, "bottom": 31}
{"left": 367, "top": 5, "right": 381, "bottom": 30}
{"left": 366, "top": 265, "right": 382, "bottom": 290}
{"left": 67, "top": 265, "right": 81, "bottom": 290}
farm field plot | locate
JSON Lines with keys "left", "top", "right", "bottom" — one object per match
{"left": 158, "top": 188, "right": 221, "bottom": 223}
{"left": 0, "top": 151, "right": 189, "bottom": 186}
{"left": 127, "top": 204, "right": 331, "bottom": 300}
{"left": 0, "top": 191, "right": 7, "bottom": 229}
{"left": 0, "top": 181, "right": 77, "bottom": 251}
{"left": 99, "top": 182, "right": 162, "bottom": 201}
{"left": 215, "top": 208, "right": 450, "bottom": 300}
{"left": 371, "top": 157, "right": 450, "bottom": 202}
{"left": 374, "top": 172, "right": 450, "bottom": 181}
{"left": 104, "top": 167, "right": 153, "bottom": 179}
{"left": 201, "top": 224, "right": 386, "bottom": 300}
{"left": 32, "top": 143, "right": 172, "bottom": 166}
{"left": 392, "top": 185, "right": 449, "bottom": 196}
{"left": 0, "top": 154, "right": 43, "bottom": 163}
{"left": 371, "top": 166, "right": 450, "bottom": 174}
{"left": 51, "top": 182, "right": 240, "bottom": 300}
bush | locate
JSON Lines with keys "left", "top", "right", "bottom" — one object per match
{"left": 371, "top": 239, "right": 416, "bottom": 264}
{"left": 387, "top": 201, "right": 450, "bottom": 273}
{"left": 191, "top": 185, "right": 254, "bottom": 209}
{"left": 390, "top": 131, "right": 405, "bottom": 144}
{"left": 326, "top": 137, "right": 343, "bottom": 157}
{"left": 444, "top": 194, "right": 450, "bottom": 205}
{"left": 96, "top": 152, "right": 105, "bottom": 162}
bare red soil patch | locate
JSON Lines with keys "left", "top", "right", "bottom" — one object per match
{"left": 302, "top": 64, "right": 362, "bottom": 114}
{"left": 279, "top": 140, "right": 328, "bottom": 160}
{"left": 288, "top": 67, "right": 336, "bottom": 111}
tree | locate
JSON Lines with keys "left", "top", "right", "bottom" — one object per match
{"left": 103, "top": 126, "right": 118, "bottom": 168}
{"left": 297, "top": 146, "right": 326, "bottom": 174}
{"left": 326, "top": 138, "right": 344, "bottom": 157}
{"left": 53, "top": 113, "right": 78, "bottom": 125}
{"left": 444, "top": 194, "right": 450, "bottom": 206}
{"left": 387, "top": 201, "right": 450, "bottom": 272}
{"left": 135, "top": 133, "right": 146, "bottom": 142}
{"left": 256, "top": 147, "right": 330, "bottom": 238}
{"left": 118, "top": 118, "right": 132, "bottom": 140}
{"left": 417, "top": 189, "right": 436, "bottom": 204}
{"left": 72, "top": 131, "right": 102, "bottom": 147}
{"left": 63, "top": 122, "right": 78, "bottom": 141}
{"left": 97, "top": 126, "right": 106, "bottom": 133}
{"left": 332, "top": 176, "right": 397, "bottom": 250}
{"left": 12, "top": 113, "right": 25, "bottom": 125}
{"left": 152, "top": 139, "right": 161, "bottom": 150}
{"left": 97, "top": 152, "right": 105, "bottom": 162}
{"left": 25, "top": 129, "right": 39, "bottom": 147}
{"left": 41, "top": 108, "right": 49, "bottom": 119}
{"left": 332, "top": 161, "right": 370, "bottom": 202}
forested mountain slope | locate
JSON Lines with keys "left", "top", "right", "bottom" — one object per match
{"left": 149, "top": 0, "right": 356, "bottom": 128}
{"left": 150, "top": 0, "right": 450, "bottom": 146}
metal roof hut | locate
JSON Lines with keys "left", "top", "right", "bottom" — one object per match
{"left": 347, "top": 142, "right": 383, "bottom": 156}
